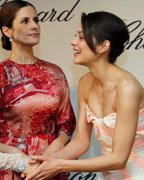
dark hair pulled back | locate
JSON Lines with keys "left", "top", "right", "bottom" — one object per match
{"left": 0, "top": 0, "right": 36, "bottom": 50}
{"left": 81, "top": 11, "right": 129, "bottom": 63}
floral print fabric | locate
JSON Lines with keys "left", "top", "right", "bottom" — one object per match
{"left": 0, "top": 59, "right": 76, "bottom": 180}
{"left": 86, "top": 104, "right": 144, "bottom": 179}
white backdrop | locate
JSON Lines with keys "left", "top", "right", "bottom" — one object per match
{"left": 0, "top": 0, "right": 144, "bottom": 179}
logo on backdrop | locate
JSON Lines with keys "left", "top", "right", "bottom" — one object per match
{"left": 67, "top": 172, "right": 97, "bottom": 180}
{"left": 38, "top": 0, "right": 80, "bottom": 22}
{"left": 125, "top": 20, "right": 144, "bottom": 50}
{"left": 0, "top": 0, "right": 143, "bottom": 50}
{"left": 0, "top": 0, "right": 81, "bottom": 22}
{"left": 0, "top": 0, "right": 8, "bottom": 6}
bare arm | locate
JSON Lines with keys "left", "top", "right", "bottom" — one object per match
{"left": 26, "top": 79, "right": 143, "bottom": 180}
{"left": 57, "top": 80, "right": 142, "bottom": 172}
{"left": 25, "top": 77, "right": 93, "bottom": 180}
{"left": 50, "top": 77, "right": 93, "bottom": 160}
{"left": 42, "top": 131, "right": 70, "bottom": 156}
{"left": 0, "top": 143, "right": 23, "bottom": 154}
{"left": 52, "top": 103, "right": 92, "bottom": 160}
{"left": 42, "top": 70, "right": 76, "bottom": 157}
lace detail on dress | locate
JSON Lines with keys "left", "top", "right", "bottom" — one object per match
{"left": 0, "top": 152, "right": 23, "bottom": 172}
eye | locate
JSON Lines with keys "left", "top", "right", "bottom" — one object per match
{"left": 79, "top": 36, "right": 84, "bottom": 40}
{"left": 21, "top": 18, "right": 29, "bottom": 24}
{"left": 74, "top": 34, "right": 84, "bottom": 39}
{"left": 33, "top": 17, "right": 39, "bottom": 23}
{"left": 74, "top": 33, "right": 85, "bottom": 40}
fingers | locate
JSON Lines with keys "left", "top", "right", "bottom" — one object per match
{"left": 29, "top": 155, "right": 46, "bottom": 163}
{"left": 28, "top": 159, "right": 38, "bottom": 164}
{"left": 25, "top": 164, "right": 43, "bottom": 180}
{"left": 21, "top": 173, "right": 26, "bottom": 178}
{"left": 26, "top": 171, "right": 57, "bottom": 180}
{"left": 25, "top": 160, "right": 59, "bottom": 180}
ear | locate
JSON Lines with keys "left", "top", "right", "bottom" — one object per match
{"left": 2, "top": 26, "right": 13, "bottom": 39}
{"left": 98, "top": 40, "right": 110, "bottom": 54}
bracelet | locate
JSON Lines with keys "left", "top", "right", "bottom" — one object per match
{"left": 0, "top": 152, "right": 25, "bottom": 172}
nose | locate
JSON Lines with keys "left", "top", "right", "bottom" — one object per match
{"left": 70, "top": 36, "right": 77, "bottom": 46}
{"left": 30, "top": 20, "right": 39, "bottom": 29}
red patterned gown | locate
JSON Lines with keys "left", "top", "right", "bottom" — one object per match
{"left": 0, "top": 59, "right": 76, "bottom": 180}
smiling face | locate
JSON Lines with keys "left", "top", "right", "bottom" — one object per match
{"left": 71, "top": 24, "right": 97, "bottom": 66}
{"left": 10, "top": 6, "right": 40, "bottom": 47}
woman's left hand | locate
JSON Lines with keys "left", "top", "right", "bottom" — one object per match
{"left": 25, "top": 155, "right": 62, "bottom": 180}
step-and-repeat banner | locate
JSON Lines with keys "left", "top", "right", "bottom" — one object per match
{"left": 0, "top": 0, "right": 144, "bottom": 179}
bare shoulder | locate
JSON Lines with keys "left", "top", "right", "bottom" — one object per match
{"left": 117, "top": 72, "right": 144, "bottom": 108}
{"left": 79, "top": 72, "right": 93, "bottom": 88}
{"left": 117, "top": 73, "right": 143, "bottom": 95}
{"left": 78, "top": 72, "right": 93, "bottom": 101}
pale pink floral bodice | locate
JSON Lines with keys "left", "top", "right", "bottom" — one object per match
{"left": 86, "top": 104, "right": 144, "bottom": 180}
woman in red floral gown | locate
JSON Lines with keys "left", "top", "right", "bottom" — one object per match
{"left": 0, "top": 1, "right": 76, "bottom": 180}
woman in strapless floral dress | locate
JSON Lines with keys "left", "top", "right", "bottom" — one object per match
{"left": 0, "top": 1, "right": 76, "bottom": 180}
{"left": 26, "top": 11, "right": 144, "bottom": 180}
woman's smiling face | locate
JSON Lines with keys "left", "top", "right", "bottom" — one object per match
{"left": 71, "top": 24, "right": 97, "bottom": 66}
{"left": 10, "top": 6, "right": 40, "bottom": 47}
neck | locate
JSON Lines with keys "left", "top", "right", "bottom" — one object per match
{"left": 88, "top": 58, "right": 116, "bottom": 87}
{"left": 9, "top": 45, "right": 37, "bottom": 64}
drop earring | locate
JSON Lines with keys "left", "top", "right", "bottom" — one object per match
{"left": 9, "top": 38, "right": 12, "bottom": 42}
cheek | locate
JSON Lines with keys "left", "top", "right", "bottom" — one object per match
{"left": 18, "top": 28, "right": 26, "bottom": 35}
{"left": 82, "top": 45, "right": 95, "bottom": 56}
{"left": 14, "top": 28, "right": 26, "bottom": 39}
{"left": 83, "top": 50, "right": 96, "bottom": 62}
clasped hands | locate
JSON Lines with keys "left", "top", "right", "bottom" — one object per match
{"left": 22, "top": 154, "right": 61, "bottom": 180}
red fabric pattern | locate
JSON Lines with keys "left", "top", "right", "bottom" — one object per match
{"left": 0, "top": 59, "right": 76, "bottom": 180}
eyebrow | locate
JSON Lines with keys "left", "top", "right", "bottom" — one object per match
{"left": 20, "top": 16, "right": 38, "bottom": 20}
{"left": 19, "top": 17, "right": 29, "bottom": 21}
{"left": 78, "top": 31, "right": 84, "bottom": 34}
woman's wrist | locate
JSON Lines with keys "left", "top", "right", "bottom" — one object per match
{"left": 44, "top": 140, "right": 64, "bottom": 157}
{"left": 57, "top": 159, "right": 69, "bottom": 173}
{"left": 0, "top": 152, "right": 26, "bottom": 172}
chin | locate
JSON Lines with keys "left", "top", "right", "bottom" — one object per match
{"left": 28, "top": 41, "right": 39, "bottom": 46}
{"left": 73, "top": 59, "right": 84, "bottom": 65}
{"left": 73, "top": 58, "right": 81, "bottom": 65}
{"left": 73, "top": 60, "right": 80, "bottom": 65}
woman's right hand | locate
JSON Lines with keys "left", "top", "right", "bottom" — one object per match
{"left": 0, "top": 143, "right": 40, "bottom": 177}
{"left": 20, "top": 154, "right": 40, "bottom": 178}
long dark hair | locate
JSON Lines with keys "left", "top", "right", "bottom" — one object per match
{"left": 81, "top": 11, "right": 129, "bottom": 63}
{"left": 0, "top": 0, "right": 36, "bottom": 50}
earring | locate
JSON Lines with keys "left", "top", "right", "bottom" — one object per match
{"left": 9, "top": 38, "right": 12, "bottom": 42}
